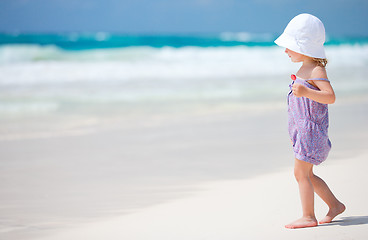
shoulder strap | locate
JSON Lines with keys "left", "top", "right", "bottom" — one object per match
{"left": 308, "top": 78, "right": 330, "bottom": 82}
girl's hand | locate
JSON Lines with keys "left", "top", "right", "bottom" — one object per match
{"left": 292, "top": 83, "right": 308, "bottom": 97}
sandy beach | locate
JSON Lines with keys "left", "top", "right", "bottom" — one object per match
{"left": 39, "top": 152, "right": 368, "bottom": 240}
{"left": 1, "top": 97, "right": 368, "bottom": 240}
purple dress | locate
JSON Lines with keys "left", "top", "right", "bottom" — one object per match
{"left": 288, "top": 75, "right": 331, "bottom": 165}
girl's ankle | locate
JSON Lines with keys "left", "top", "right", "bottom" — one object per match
{"left": 303, "top": 215, "right": 317, "bottom": 221}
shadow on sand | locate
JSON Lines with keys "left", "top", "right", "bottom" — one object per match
{"left": 319, "top": 216, "right": 368, "bottom": 227}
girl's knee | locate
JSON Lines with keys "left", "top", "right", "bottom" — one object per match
{"left": 293, "top": 159, "right": 313, "bottom": 182}
{"left": 294, "top": 167, "right": 310, "bottom": 182}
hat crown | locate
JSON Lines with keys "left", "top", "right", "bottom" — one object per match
{"left": 284, "top": 13, "right": 325, "bottom": 46}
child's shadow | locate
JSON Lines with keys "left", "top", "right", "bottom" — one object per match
{"left": 320, "top": 216, "right": 368, "bottom": 227}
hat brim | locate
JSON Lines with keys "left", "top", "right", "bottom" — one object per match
{"left": 274, "top": 32, "right": 326, "bottom": 59}
{"left": 275, "top": 32, "right": 301, "bottom": 55}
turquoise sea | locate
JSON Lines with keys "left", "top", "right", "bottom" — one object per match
{"left": 0, "top": 32, "right": 367, "bottom": 119}
{"left": 1, "top": 32, "right": 368, "bottom": 49}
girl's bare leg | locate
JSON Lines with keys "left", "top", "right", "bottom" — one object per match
{"left": 285, "top": 159, "right": 318, "bottom": 229}
{"left": 309, "top": 171, "right": 346, "bottom": 224}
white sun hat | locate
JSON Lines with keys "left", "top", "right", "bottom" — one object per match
{"left": 274, "top": 13, "right": 326, "bottom": 59}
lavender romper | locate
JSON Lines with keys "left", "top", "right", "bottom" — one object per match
{"left": 288, "top": 75, "right": 332, "bottom": 165}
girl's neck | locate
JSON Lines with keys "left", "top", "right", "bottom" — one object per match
{"left": 297, "top": 57, "right": 319, "bottom": 79}
{"left": 302, "top": 56, "right": 317, "bottom": 67}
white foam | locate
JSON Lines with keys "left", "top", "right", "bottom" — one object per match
{"left": 0, "top": 44, "right": 367, "bottom": 114}
{"left": 1, "top": 44, "right": 367, "bottom": 86}
{"left": 0, "top": 46, "right": 293, "bottom": 85}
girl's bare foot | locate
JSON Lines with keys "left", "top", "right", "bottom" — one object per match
{"left": 319, "top": 202, "right": 346, "bottom": 224}
{"left": 285, "top": 216, "right": 318, "bottom": 229}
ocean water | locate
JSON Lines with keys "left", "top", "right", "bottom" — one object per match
{"left": 0, "top": 32, "right": 368, "bottom": 119}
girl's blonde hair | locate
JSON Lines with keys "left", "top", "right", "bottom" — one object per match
{"left": 313, "top": 58, "right": 328, "bottom": 67}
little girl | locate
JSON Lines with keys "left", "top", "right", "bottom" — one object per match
{"left": 275, "top": 13, "right": 345, "bottom": 229}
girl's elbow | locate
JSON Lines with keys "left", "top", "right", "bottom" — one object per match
{"left": 329, "top": 93, "right": 336, "bottom": 104}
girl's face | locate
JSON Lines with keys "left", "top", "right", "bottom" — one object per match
{"left": 285, "top": 48, "right": 305, "bottom": 63}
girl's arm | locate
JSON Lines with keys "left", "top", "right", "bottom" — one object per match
{"left": 292, "top": 81, "right": 336, "bottom": 104}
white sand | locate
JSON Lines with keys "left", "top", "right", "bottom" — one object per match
{"left": 39, "top": 152, "right": 368, "bottom": 240}
{"left": 1, "top": 100, "right": 368, "bottom": 240}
